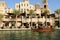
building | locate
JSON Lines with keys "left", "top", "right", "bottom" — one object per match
{"left": 41, "top": 0, "right": 51, "bottom": 14}
{"left": 0, "top": 0, "right": 57, "bottom": 29}
{"left": 0, "top": 1, "right": 13, "bottom": 14}
{"left": 0, "top": 1, "right": 7, "bottom": 14}
{"left": 34, "top": 3, "right": 41, "bottom": 16}
{"left": 6, "top": 8, "right": 13, "bottom": 13}
{"left": 15, "top": 0, "right": 35, "bottom": 13}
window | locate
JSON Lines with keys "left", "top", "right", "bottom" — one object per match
{"left": 5, "top": 11, "right": 7, "bottom": 13}
{"left": 32, "top": 15, "right": 35, "bottom": 18}
{"left": 16, "top": 5, "right": 19, "bottom": 8}
{"left": 24, "top": 4, "right": 25, "bottom": 6}
{"left": 21, "top": 9, "right": 23, "bottom": 11}
{"left": 24, "top": 9, "right": 26, "bottom": 12}
{"left": 0, "top": 10, "right": 3, "bottom": 12}
{"left": 44, "top": 5, "right": 46, "bottom": 8}
{"left": 37, "top": 16, "right": 40, "bottom": 18}
{"left": 21, "top": 4, "right": 23, "bottom": 6}
{"left": 26, "top": 16, "right": 29, "bottom": 18}
{"left": 27, "top": 4, "right": 28, "bottom": 6}
{"left": 30, "top": 6, "right": 31, "bottom": 9}
{"left": 19, "top": 5, "right": 20, "bottom": 8}
{"left": 27, "top": 9, "right": 29, "bottom": 11}
{"left": 2, "top": 3, "right": 4, "bottom": 6}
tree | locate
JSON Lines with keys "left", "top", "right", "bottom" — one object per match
{"left": 55, "top": 9, "right": 60, "bottom": 27}
{"left": 29, "top": 10, "right": 34, "bottom": 28}
{"left": 43, "top": 10, "right": 49, "bottom": 27}
{"left": 0, "top": 14, "right": 4, "bottom": 19}
{"left": 20, "top": 11, "right": 23, "bottom": 28}
{"left": 0, "top": 14, "right": 4, "bottom": 28}
{"left": 13, "top": 10, "right": 20, "bottom": 28}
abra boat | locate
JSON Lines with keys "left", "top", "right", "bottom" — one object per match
{"left": 31, "top": 27, "right": 54, "bottom": 32}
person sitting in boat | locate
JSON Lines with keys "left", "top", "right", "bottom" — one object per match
{"left": 38, "top": 25, "right": 43, "bottom": 29}
{"left": 50, "top": 26, "right": 53, "bottom": 29}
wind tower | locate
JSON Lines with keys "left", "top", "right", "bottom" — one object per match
{"left": 35, "top": 3, "right": 40, "bottom": 9}
{"left": 42, "top": 0, "right": 51, "bottom": 14}
{"left": 24, "top": 0, "right": 29, "bottom": 3}
{"left": 42, "top": 0, "right": 48, "bottom": 9}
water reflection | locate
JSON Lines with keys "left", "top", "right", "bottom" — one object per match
{"left": 0, "top": 30, "right": 60, "bottom": 40}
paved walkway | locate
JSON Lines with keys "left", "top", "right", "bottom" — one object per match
{"left": 0, "top": 28, "right": 31, "bottom": 31}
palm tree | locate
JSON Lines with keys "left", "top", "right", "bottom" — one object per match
{"left": 29, "top": 10, "right": 34, "bottom": 28}
{"left": 0, "top": 14, "right": 4, "bottom": 28}
{"left": 38, "top": 15, "right": 40, "bottom": 25}
{"left": 20, "top": 11, "right": 23, "bottom": 28}
{"left": 0, "top": 14, "right": 4, "bottom": 19}
{"left": 55, "top": 9, "right": 60, "bottom": 27}
{"left": 13, "top": 10, "right": 20, "bottom": 28}
{"left": 43, "top": 10, "right": 49, "bottom": 27}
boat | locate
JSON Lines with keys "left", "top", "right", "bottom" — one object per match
{"left": 31, "top": 27, "right": 54, "bottom": 32}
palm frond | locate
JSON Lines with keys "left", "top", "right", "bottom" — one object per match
{"left": 55, "top": 9, "right": 60, "bottom": 14}
{"left": 29, "top": 10, "right": 34, "bottom": 16}
{"left": 0, "top": 14, "right": 4, "bottom": 19}
{"left": 44, "top": 10, "right": 49, "bottom": 16}
{"left": 13, "top": 10, "right": 20, "bottom": 15}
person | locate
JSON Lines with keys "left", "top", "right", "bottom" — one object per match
{"left": 38, "top": 25, "right": 43, "bottom": 29}
{"left": 50, "top": 26, "right": 53, "bottom": 29}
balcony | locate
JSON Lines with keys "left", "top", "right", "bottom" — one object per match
{"left": 2, "top": 18, "right": 21, "bottom": 21}
{"left": 2, "top": 18, "right": 10, "bottom": 21}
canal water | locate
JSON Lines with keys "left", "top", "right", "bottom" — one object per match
{"left": 0, "top": 30, "right": 60, "bottom": 40}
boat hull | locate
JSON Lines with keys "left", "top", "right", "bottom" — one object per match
{"left": 31, "top": 28, "right": 54, "bottom": 32}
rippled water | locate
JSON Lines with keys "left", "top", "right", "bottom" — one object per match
{"left": 0, "top": 30, "right": 60, "bottom": 40}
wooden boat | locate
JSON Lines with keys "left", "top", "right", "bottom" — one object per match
{"left": 31, "top": 27, "right": 54, "bottom": 32}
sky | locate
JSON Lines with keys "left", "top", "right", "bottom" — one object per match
{"left": 0, "top": 0, "right": 60, "bottom": 13}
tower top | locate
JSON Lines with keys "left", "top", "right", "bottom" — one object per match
{"left": 42, "top": 0, "right": 48, "bottom": 5}
{"left": 36, "top": 3, "right": 40, "bottom": 5}
{"left": 35, "top": 3, "right": 40, "bottom": 9}
{"left": 24, "top": 0, "right": 29, "bottom": 2}
{"left": 24, "top": 0, "right": 29, "bottom": 3}
{"left": 42, "top": 0, "right": 48, "bottom": 9}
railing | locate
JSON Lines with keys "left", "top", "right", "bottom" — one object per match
{"left": 2, "top": 18, "right": 21, "bottom": 21}
{"left": 2, "top": 18, "right": 10, "bottom": 21}
{"left": 2, "top": 17, "right": 55, "bottom": 23}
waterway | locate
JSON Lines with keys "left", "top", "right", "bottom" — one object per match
{"left": 0, "top": 29, "right": 60, "bottom": 40}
